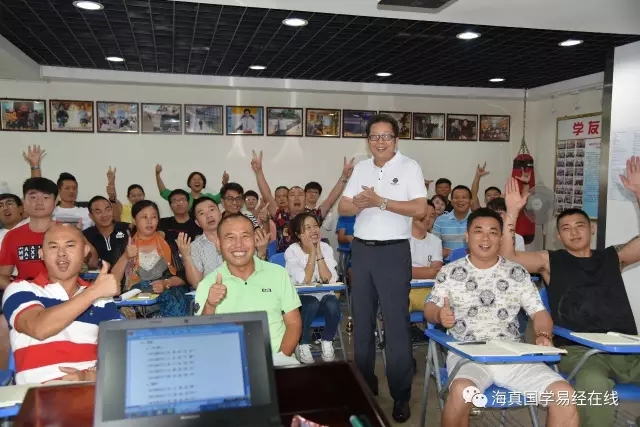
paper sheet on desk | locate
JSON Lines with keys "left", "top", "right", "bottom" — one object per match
{"left": 0, "top": 381, "right": 90, "bottom": 408}
{"left": 294, "top": 282, "right": 343, "bottom": 289}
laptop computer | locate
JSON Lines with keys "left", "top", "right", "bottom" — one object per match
{"left": 94, "top": 312, "right": 283, "bottom": 427}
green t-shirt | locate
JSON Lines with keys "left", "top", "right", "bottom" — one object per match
{"left": 159, "top": 188, "right": 222, "bottom": 207}
{"left": 195, "top": 257, "right": 301, "bottom": 353}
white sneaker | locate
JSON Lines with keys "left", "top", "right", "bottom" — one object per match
{"left": 296, "top": 344, "right": 315, "bottom": 364}
{"left": 320, "top": 340, "right": 336, "bottom": 362}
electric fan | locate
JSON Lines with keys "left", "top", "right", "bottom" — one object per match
{"left": 523, "top": 186, "right": 556, "bottom": 249}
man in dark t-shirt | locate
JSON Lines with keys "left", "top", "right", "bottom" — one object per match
{"left": 499, "top": 168, "right": 640, "bottom": 427}
{"left": 158, "top": 189, "right": 203, "bottom": 244}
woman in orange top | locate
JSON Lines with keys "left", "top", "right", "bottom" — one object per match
{"left": 111, "top": 200, "right": 189, "bottom": 317}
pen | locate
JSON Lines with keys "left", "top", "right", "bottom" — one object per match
{"left": 456, "top": 341, "right": 487, "bottom": 345}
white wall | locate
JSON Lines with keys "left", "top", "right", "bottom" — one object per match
{"left": 0, "top": 80, "right": 524, "bottom": 221}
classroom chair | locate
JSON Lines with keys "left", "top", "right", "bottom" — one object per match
{"left": 0, "top": 350, "right": 18, "bottom": 420}
{"left": 266, "top": 240, "right": 277, "bottom": 260}
{"left": 448, "top": 247, "right": 468, "bottom": 263}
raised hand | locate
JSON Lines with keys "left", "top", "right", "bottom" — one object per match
{"left": 76, "top": 219, "right": 83, "bottom": 230}
{"left": 300, "top": 232, "right": 314, "bottom": 252}
{"left": 155, "top": 164, "right": 162, "bottom": 175}
{"left": 176, "top": 232, "right": 191, "bottom": 257}
{"left": 504, "top": 177, "right": 529, "bottom": 213}
{"left": 515, "top": 168, "right": 530, "bottom": 184}
{"left": 106, "top": 166, "right": 116, "bottom": 184}
{"left": 23, "top": 145, "right": 45, "bottom": 167}
{"left": 255, "top": 228, "right": 270, "bottom": 255}
{"left": 620, "top": 156, "right": 640, "bottom": 194}
{"left": 207, "top": 273, "right": 227, "bottom": 307}
{"left": 222, "top": 170, "right": 230, "bottom": 185}
{"left": 126, "top": 236, "right": 138, "bottom": 260}
{"left": 258, "top": 202, "right": 270, "bottom": 223}
{"left": 438, "top": 297, "right": 455, "bottom": 329}
{"left": 92, "top": 262, "right": 120, "bottom": 299}
{"left": 424, "top": 179, "right": 434, "bottom": 189}
{"left": 476, "top": 162, "right": 490, "bottom": 177}
{"left": 251, "top": 150, "right": 263, "bottom": 172}
{"left": 341, "top": 157, "right": 355, "bottom": 179}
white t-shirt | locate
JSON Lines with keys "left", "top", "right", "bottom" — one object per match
{"left": 343, "top": 152, "right": 427, "bottom": 240}
{"left": 410, "top": 233, "right": 443, "bottom": 267}
{"left": 53, "top": 206, "right": 93, "bottom": 230}
{"left": 284, "top": 242, "right": 339, "bottom": 300}
{"left": 515, "top": 233, "right": 526, "bottom": 252}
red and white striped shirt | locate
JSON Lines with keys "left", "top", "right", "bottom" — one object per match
{"left": 2, "top": 274, "right": 120, "bottom": 384}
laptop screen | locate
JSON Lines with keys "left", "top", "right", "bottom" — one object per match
{"left": 124, "top": 323, "right": 252, "bottom": 419}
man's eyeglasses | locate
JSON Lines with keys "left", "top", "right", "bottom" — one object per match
{"left": 224, "top": 196, "right": 244, "bottom": 203}
{"left": 0, "top": 200, "right": 17, "bottom": 210}
{"left": 367, "top": 134, "right": 396, "bottom": 142}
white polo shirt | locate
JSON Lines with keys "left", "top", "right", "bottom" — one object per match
{"left": 343, "top": 151, "right": 427, "bottom": 241}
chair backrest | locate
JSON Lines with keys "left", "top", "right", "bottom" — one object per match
{"left": 8, "top": 349, "right": 14, "bottom": 372}
{"left": 269, "top": 252, "right": 286, "bottom": 267}
{"left": 449, "top": 248, "right": 468, "bottom": 262}
{"left": 539, "top": 286, "right": 550, "bottom": 312}
{"left": 266, "top": 240, "right": 277, "bottom": 259}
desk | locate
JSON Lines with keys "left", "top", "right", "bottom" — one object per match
{"left": 410, "top": 280, "right": 434, "bottom": 288}
{"left": 14, "top": 362, "right": 390, "bottom": 427}
{"left": 114, "top": 295, "right": 158, "bottom": 307}
{"left": 295, "top": 284, "right": 346, "bottom": 294}
{"left": 79, "top": 271, "right": 99, "bottom": 281}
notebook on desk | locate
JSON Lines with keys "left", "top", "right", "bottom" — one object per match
{"left": 570, "top": 331, "right": 640, "bottom": 345}
{"left": 294, "top": 281, "right": 343, "bottom": 289}
{"left": 449, "top": 340, "right": 568, "bottom": 357}
{"left": 95, "top": 312, "right": 282, "bottom": 427}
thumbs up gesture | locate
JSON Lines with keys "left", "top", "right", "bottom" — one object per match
{"left": 438, "top": 297, "right": 456, "bottom": 329}
{"left": 126, "top": 236, "right": 138, "bottom": 260}
{"left": 92, "top": 262, "right": 120, "bottom": 299}
{"left": 207, "top": 273, "right": 227, "bottom": 307}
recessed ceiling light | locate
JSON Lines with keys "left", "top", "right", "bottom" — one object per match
{"left": 282, "top": 18, "right": 308, "bottom": 27}
{"left": 376, "top": 72, "right": 392, "bottom": 77}
{"left": 249, "top": 65, "right": 267, "bottom": 70}
{"left": 106, "top": 56, "right": 124, "bottom": 62}
{"left": 73, "top": 1, "right": 104, "bottom": 11}
{"left": 489, "top": 78, "right": 505, "bottom": 83}
{"left": 559, "top": 39, "right": 583, "bottom": 47}
{"left": 456, "top": 31, "right": 480, "bottom": 40}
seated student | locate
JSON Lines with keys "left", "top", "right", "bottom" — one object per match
{"left": 0, "top": 193, "right": 28, "bottom": 249}
{"left": 155, "top": 164, "right": 226, "bottom": 207}
{"left": 177, "top": 197, "right": 224, "bottom": 288}
{"left": 434, "top": 178, "right": 453, "bottom": 212}
{"left": 83, "top": 196, "right": 130, "bottom": 267}
{"left": 408, "top": 200, "right": 442, "bottom": 312}
{"left": 53, "top": 173, "right": 93, "bottom": 230}
{"left": 424, "top": 208, "right": 578, "bottom": 427}
{"left": 220, "top": 183, "right": 260, "bottom": 229}
{"left": 158, "top": 189, "right": 203, "bottom": 243}
{"left": 194, "top": 213, "right": 302, "bottom": 366}
{"left": 500, "top": 169, "right": 640, "bottom": 427}
{"left": 2, "top": 224, "right": 120, "bottom": 384}
{"left": 284, "top": 213, "right": 340, "bottom": 364}
{"left": 120, "top": 184, "right": 145, "bottom": 224}
{"left": 111, "top": 200, "right": 189, "bottom": 318}
{"left": 430, "top": 194, "right": 448, "bottom": 218}
{"left": 432, "top": 185, "right": 472, "bottom": 258}
{"left": 486, "top": 197, "right": 526, "bottom": 251}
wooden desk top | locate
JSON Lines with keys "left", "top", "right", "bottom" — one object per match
{"left": 14, "top": 362, "right": 390, "bottom": 427}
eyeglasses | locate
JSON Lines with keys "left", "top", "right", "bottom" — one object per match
{"left": 224, "top": 196, "right": 244, "bottom": 203}
{"left": 0, "top": 200, "right": 17, "bottom": 209}
{"left": 367, "top": 134, "right": 396, "bottom": 142}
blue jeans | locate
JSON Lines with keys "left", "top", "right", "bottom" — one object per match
{"left": 299, "top": 294, "right": 341, "bottom": 344}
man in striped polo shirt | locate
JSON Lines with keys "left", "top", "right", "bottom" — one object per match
{"left": 432, "top": 185, "right": 472, "bottom": 259}
{"left": 2, "top": 223, "right": 120, "bottom": 385}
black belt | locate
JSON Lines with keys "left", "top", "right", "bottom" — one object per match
{"left": 354, "top": 237, "right": 407, "bottom": 247}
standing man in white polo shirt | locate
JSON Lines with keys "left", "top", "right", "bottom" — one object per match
{"left": 338, "top": 114, "right": 428, "bottom": 423}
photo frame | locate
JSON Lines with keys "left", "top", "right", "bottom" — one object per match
{"left": 412, "top": 113, "right": 445, "bottom": 140}
{"left": 379, "top": 111, "right": 411, "bottom": 139}
{"left": 267, "top": 107, "right": 303, "bottom": 136}
{"left": 305, "top": 108, "right": 341, "bottom": 137}
{"left": 185, "top": 105, "right": 223, "bottom": 135}
{"left": 0, "top": 99, "right": 46, "bottom": 132}
{"left": 50, "top": 100, "right": 94, "bottom": 132}
{"left": 446, "top": 114, "right": 478, "bottom": 141}
{"left": 342, "top": 110, "right": 377, "bottom": 138}
{"left": 226, "top": 106, "right": 264, "bottom": 135}
{"left": 479, "top": 115, "right": 511, "bottom": 142}
{"left": 141, "top": 104, "right": 182, "bottom": 134}
{"left": 96, "top": 102, "right": 139, "bottom": 133}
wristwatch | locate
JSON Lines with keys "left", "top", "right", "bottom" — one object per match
{"left": 379, "top": 198, "right": 388, "bottom": 211}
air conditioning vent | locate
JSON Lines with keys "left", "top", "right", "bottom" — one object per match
{"left": 377, "top": 0, "right": 459, "bottom": 12}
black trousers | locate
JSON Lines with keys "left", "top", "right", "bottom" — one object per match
{"left": 351, "top": 238, "right": 413, "bottom": 402}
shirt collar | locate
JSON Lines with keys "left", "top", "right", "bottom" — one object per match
{"left": 32, "top": 273, "right": 91, "bottom": 288}
{"left": 445, "top": 210, "right": 470, "bottom": 222}
{"left": 368, "top": 150, "right": 402, "bottom": 168}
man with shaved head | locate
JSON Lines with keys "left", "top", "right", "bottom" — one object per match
{"left": 2, "top": 223, "right": 121, "bottom": 384}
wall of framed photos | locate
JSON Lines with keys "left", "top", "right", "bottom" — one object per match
{"left": 0, "top": 79, "right": 524, "bottom": 217}
{"left": 1, "top": 98, "right": 511, "bottom": 142}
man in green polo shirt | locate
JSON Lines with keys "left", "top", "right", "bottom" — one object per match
{"left": 194, "top": 213, "right": 302, "bottom": 364}
{"left": 155, "top": 164, "right": 228, "bottom": 207}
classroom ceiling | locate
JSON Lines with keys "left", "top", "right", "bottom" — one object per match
{"left": 0, "top": 0, "right": 638, "bottom": 89}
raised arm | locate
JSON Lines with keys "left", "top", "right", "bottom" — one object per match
{"left": 470, "top": 163, "right": 489, "bottom": 211}
{"left": 318, "top": 157, "right": 354, "bottom": 218}
{"left": 615, "top": 156, "right": 640, "bottom": 270}
{"left": 106, "top": 166, "right": 123, "bottom": 222}
{"left": 155, "top": 164, "right": 171, "bottom": 201}
{"left": 23, "top": 145, "right": 45, "bottom": 178}
{"left": 501, "top": 178, "right": 549, "bottom": 274}
{"left": 251, "top": 150, "right": 278, "bottom": 218}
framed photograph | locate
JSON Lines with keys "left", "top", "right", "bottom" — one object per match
{"left": 305, "top": 108, "right": 341, "bottom": 137}
{"left": 50, "top": 100, "right": 94, "bottom": 132}
{"left": 141, "top": 104, "right": 182, "bottom": 134}
{"left": 342, "top": 110, "right": 377, "bottom": 138}
{"left": 379, "top": 111, "right": 411, "bottom": 139}
{"left": 413, "top": 113, "right": 445, "bottom": 140}
{"left": 446, "top": 114, "right": 478, "bottom": 141}
{"left": 96, "top": 102, "right": 138, "bottom": 133}
{"left": 267, "top": 107, "right": 303, "bottom": 137}
{"left": 0, "top": 99, "right": 46, "bottom": 131}
{"left": 226, "top": 106, "right": 264, "bottom": 135}
{"left": 185, "top": 105, "right": 223, "bottom": 135}
{"left": 479, "top": 115, "right": 511, "bottom": 141}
